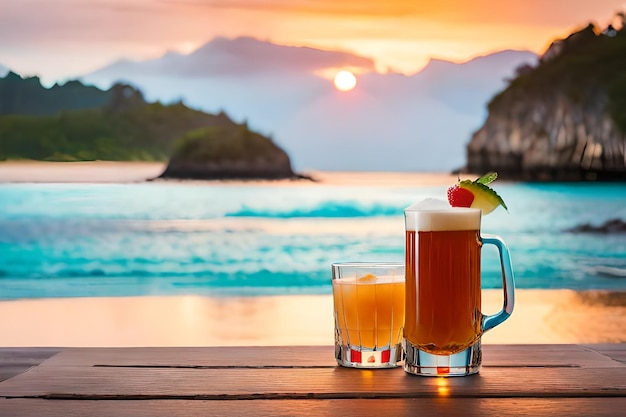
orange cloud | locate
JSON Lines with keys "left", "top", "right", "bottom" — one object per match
{"left": 0, "top": 0, "right": 623, "bottom": 80}
{"left": 161, "top": 0, "right": 623, "bottom": 74}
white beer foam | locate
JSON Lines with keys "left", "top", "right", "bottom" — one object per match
{"left": 404, "top": 198, "right": 481, "bottom": 231}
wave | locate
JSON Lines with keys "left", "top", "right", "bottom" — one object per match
{"left": 587, "top": 265, "right": 626, "bottom": 278}
{"left": 0, "top": 269, "right": 331, "bottom": 299}
{"left": 2, "top": 260, "right": 626, "bottom": 300}
{"left": 0, "top": 268, "right": 329, "bottom": 284}
{"left": 225, "top": 201, "right": 402, "bottom": 218}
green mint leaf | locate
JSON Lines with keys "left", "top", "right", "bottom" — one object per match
{"left": 475, "top": 172, "right": 498, "bottom": 185}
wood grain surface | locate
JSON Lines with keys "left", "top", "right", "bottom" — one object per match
{"left": 0, "top": 344, "right": 623, "bottom": 416}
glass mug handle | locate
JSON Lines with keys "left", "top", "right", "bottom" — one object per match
{"left": 481, "top": 234, "right": 515, "bottom": 333}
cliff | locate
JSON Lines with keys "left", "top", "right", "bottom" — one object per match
{"left": 466, "top": 20, "right": 626, "bottom": 181}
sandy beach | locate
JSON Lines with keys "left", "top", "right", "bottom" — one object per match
{"left": 0, "top": 160, "right": 461, "bottom": 186}
{"left": 0, "top": 161, "right": 167, "bottom": 183}
{"left": 0, "top": 290, "right": 624, "bottom": 347}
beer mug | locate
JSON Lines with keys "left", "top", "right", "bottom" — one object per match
{"left": 403, "top": 199, "right": 515, "bottom": 376}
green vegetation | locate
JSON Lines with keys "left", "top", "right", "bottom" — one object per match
{"left": 0, "top": 104, "right": 231, "bottom": 161}
{"left": 0, "top": 73, "right": 262, "bottom": 161}
{"left": 488, "top": 21, "right": 626, "bottom": 133}
{"left": 173, "top": 125, "right": 286, "bottom": 164}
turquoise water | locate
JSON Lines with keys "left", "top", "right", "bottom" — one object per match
{"left": 0, "top": 180, "right": 625, "bottom": 299}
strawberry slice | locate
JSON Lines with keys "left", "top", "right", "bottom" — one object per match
{"left": 447, "top": 184, "right": 474, "bottom": 207}
{"left": 448, "top": 172, "right": 508, "bottom": 215}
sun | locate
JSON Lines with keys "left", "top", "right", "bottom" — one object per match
{"left": 333, "top": 70, "right": 357, "bottom": 92}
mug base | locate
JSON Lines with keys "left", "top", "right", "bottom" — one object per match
{"left": 335, "top": 344, "right": 402, "bottom": 368}
{"left": 403, "top": 339, "right": 482, "bottom": 377}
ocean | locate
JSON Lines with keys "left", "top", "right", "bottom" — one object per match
{"left": 1, "top": 173, "right": 625, "bottom": 299}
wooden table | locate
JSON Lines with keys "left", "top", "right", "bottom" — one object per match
{"left": 0, "top": 344, "right": 624, "bottom": 416}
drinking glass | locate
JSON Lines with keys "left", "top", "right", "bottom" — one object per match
{"left": 403, "top": 200, "right": 515, "bottom": 376}
{"left": 332, "top": 262, "right": 405, "bottom": 368}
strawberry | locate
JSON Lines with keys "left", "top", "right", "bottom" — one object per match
{"left": 448, "top": 172, "right": 508, "bottom": 215}
{"left": 447, "top": 184, "right": 475, "bottom": 207}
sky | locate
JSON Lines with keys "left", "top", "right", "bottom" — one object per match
{"left": 1, "top": 0, "right": 625, "bottom": 83}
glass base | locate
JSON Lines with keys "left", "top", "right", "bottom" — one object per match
{"left": 403, "top": 339, "right": 482, "bottom": 377}
{"left": 335, "top": 344, "right": 402, "bottom": 368}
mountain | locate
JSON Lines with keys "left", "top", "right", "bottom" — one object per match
{"left": 466, "top": 21, "right": 626, "bottom": 181}
{"left": 89, "top": 36, "right": 377, "bottom": 79}
{"left": 0, "top": 64, "right": 8, "bottom": 77}
{"left": 0, "top": 71, "right": 121, "bottom": 115}
{"left": 81, "top": 37, "right": 536, "bottom": 172}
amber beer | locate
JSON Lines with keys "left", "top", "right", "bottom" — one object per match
{"left": 404, "top": 206, "right": 483, "bottom": 355}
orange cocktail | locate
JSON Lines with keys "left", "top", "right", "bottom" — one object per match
{"left": 333, "top": 274, "right": 405, "bottom": 348}
{"left": 332, "top": 262, "right": 405, "bottom": 368}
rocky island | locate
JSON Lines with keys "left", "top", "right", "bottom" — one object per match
{"left": 566, "top": 218, "right": 626, "bottom": 234}
{"left": 465, "top": 16, "right": 626, "bottom": 181}
{"left": 0, "top": 72, "right": 304, "bottom": 180}
{"left": 158, "top": 125, "right": 303, "bottom": 180}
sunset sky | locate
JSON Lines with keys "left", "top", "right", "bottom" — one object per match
{"left": 1, "top": 0, "right": 624, "bottom": 82}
